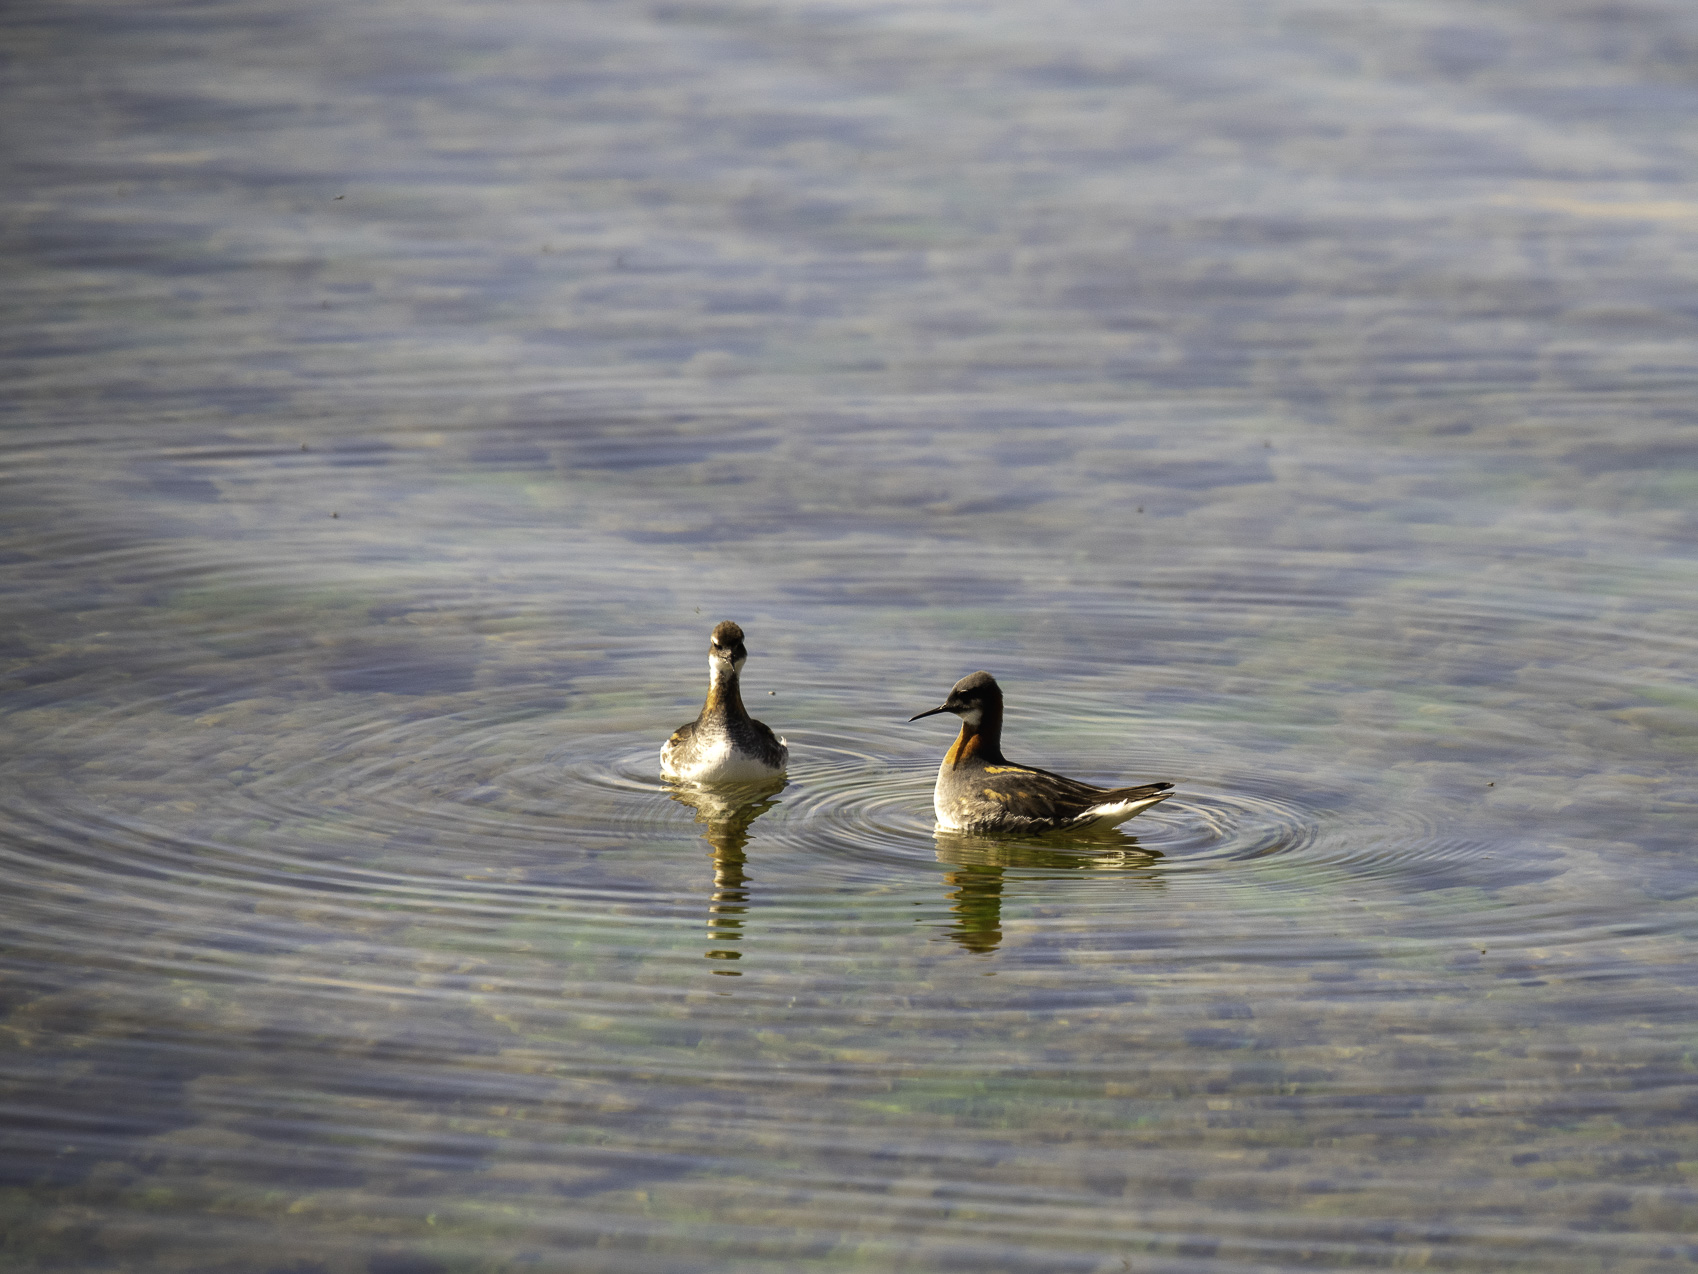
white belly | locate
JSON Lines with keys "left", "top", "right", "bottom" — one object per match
{"left": 661, "top": 734, "right": 787, "bottom": 783}
{"left": 933, "top": 761, "right": 968, "bottom": 830}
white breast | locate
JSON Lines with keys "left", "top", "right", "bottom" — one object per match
{"left": 661, "top": 733, "right": 787, "bottom": 783}
{"left": 932, "top": 759, "right": 967, "bottom": 830}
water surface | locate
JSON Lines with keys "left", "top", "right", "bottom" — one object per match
{"left": 4, "top": 0, "right": 1698, "bottom": 1270}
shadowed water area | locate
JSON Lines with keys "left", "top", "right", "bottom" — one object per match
{"left": 3, "top": 0, "right": 1698, "bottom": 1269}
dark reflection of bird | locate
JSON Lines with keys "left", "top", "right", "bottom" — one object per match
{"left": 661, "top": 621, "right": 787, "bottom": 782}
{"left": 933, "top": 831, "right": 1165, "bottom": 955}
{"left": 667, "top": 777, "right": 784, "bottom": 975}
{"left": 910, "top": 671, "right": 1173, "bottom": 834}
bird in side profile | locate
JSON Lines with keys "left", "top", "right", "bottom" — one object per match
{"left": 661, "top": 621, "right": 788, "bottom": 783}
{"left": 910, "top": 670, "right": 1172, "bottom": 834}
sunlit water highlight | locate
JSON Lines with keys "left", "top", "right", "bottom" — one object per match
{"left": 4, "top": 0, "right": 1698, "bottom": 1270}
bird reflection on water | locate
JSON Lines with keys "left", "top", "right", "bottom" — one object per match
{"left": 933, "top": 830, "right": 1165, "bottom": 955}
{"left": 666, "top": 778, "right": 786, "bottom": 974}
{"left": 666, "top": 781, "right": 1166, "bottom": 965}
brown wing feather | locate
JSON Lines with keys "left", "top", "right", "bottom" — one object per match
{"left": 979, "top": 766, "right": 1171, "bottom": 828}
{"left": 739, "top": 717, "right": 788, "bottom": 769}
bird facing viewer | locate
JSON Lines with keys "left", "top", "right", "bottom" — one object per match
{"left": 661, "top": 621, "right": 788, "bottom": 783}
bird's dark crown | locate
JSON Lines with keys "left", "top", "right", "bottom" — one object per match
{"left": 709, "top": 620, "right": 746, "bottom": 654}
{"left": 945, "top": 670, "right": 1000, "bottom": 707}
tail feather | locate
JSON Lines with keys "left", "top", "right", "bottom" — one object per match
{"left": 1101, "top": 781, "right": 1173, "bottom": 802}
{"left": 1073, "top": 781, "right": 1173, "bottom": 830}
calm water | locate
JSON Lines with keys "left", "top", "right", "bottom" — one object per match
{"left": 4, "top": 0, "right": 1698, "bottom": 1269}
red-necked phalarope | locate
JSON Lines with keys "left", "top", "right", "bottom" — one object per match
{"left": 910, "top": 670, "right": 1172, "bottom": 833}
{"left": 661, "top": 621, "right": 788, "bottom": 783}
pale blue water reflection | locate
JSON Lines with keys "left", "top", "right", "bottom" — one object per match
{"left": 3, "top": 0, "right": 1698, "bottom": 1270}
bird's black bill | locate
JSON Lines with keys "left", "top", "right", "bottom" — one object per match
{"left": 909, "top": 704, "right": 949, "bottom": 721}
